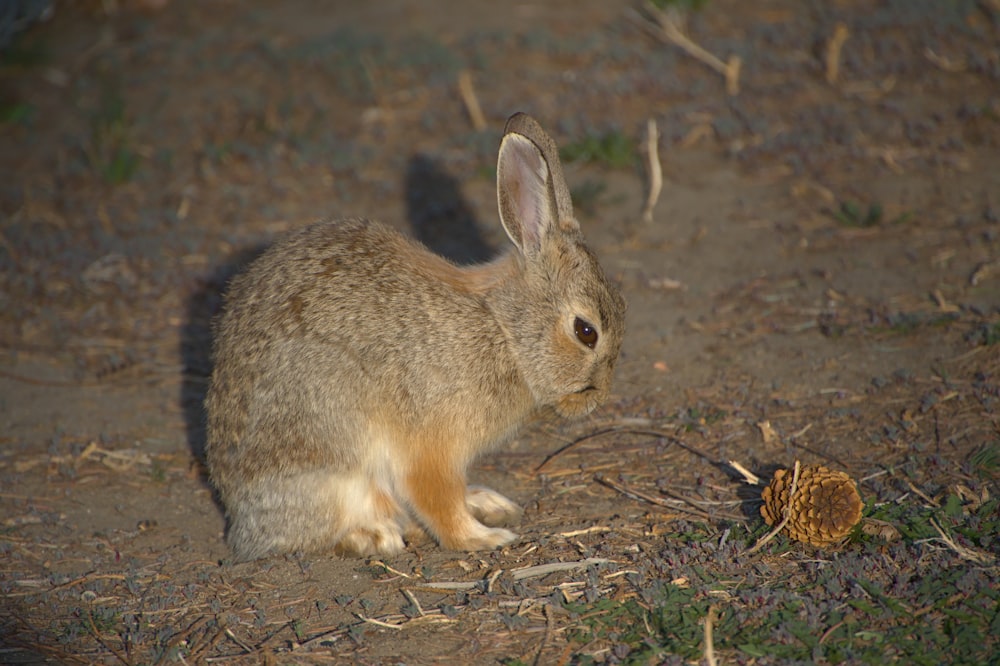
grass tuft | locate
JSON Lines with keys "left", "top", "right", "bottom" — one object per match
{"left": 85, "top": 83, "right": 141, "bottom": 184}
{"left": 560, "top": 130, "right": 636, "bottom": 169}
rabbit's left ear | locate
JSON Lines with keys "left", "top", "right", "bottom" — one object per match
{"left": 497, "top": 113, "right": 579, "bottom": 258}
{"left": 497, "top": 132, "right": 554, "bottom": 257}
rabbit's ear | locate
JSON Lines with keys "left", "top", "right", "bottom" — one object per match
{"left": 497, "top": 114, "right": 578, "bottom": 257}
{"left": 497, "top": 132, "right": 554, "bottom": 256}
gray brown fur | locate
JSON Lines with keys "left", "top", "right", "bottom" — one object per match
{"left": 205, "top": 113, "right": 626, "bottom": 560}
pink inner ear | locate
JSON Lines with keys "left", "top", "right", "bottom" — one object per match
{"left": 503, "top": 134, "right": 551, "bottom": 251}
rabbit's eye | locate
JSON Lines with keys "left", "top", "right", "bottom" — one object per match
{"left": 574, "top": 317, "right": 598, "bottom": 349}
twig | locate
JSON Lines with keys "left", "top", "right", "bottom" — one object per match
{"left": 401, "top": 588, "right": 425, "bottom": 617}
{"left": 356, "top": 614, "right": 403, "bottom": 630}
{"left": 369, "top": 559, "right": 412, "bottom": 579}
{"left": 748, "top": 460, "right": 801, "bottom": 553}
{"left": 924, "top": 47, "right": 966, "bottom": 73}
{"left": 536, "top": 426, "right": 715, "bottom": 472}
{"left": 727, "top": 460, "right": 761, "bottom": 486}
{"left": 533, "top": 602, "right": 556, "bottom": 666}
{"left": 559, "top": 526, "right": 611, "bottom": 538}
{"left": 641, "top": 117, "right": 662, "bottom": 224}
{"left": 458, "top": 70, "right": 487, "bottom": 131}
{"left": 223, "top": 627, "right": 255, "bottom": 654}
{"left": 905, "top": 480, "right": 940, "bottom": 508}
{"left": 536, "top": 427, "right": 622, "bottom": 471}
{"left": 487, "top": 568, "right": 503, "bottom": 593}
{"left": 790, "top": 423, "right": 814, "bottom": 440}
{"left": 154, "top": 616, "right": 211, "bottom": 666}
{"left": 186, "top": 625, "right": 229, "bottom": 663}
{"left": 825, "top": 22, "right": 850, "bottom": 84}
{"left": 704, "top": 605, "right": 718, "bottom": 666}
{"left": 819, "top": 620, "right": 846, "bottom": 644}
{"left": 86, "top": 608, "right": 132, "bottom": 666}
{"left": 414, "top": 580, "right": 478, "bottom": 591}
{"left": 594, "top": 474, "right": 716, "bottom": 520}
{"left": 511, "top": 558, "right": 611, "bottom": 581}
{"left": 969, "top": 258, "right": 1000, "bottom": 286}
{"left": 641, "top": 1, "right": 741, "bottom": 95}
{"left": 416, "top": 558, "right": 613, "bottom": 592}
{"left": 927, "top": 518, "right": 994, "bottom": 564}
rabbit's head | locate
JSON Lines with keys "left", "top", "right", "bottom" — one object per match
{"left": 493, "top": 113, "right": 626, "bottom": 418}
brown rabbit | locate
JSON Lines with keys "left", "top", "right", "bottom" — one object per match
{"left": 205, "top": 113, "right": 626, "bottom": 560}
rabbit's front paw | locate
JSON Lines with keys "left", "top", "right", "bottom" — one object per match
{"left": 448, "top": 523, "right": 518, "bottom": 551}
{"left": 466, "top": 486, "right": 523, "bottom": 527}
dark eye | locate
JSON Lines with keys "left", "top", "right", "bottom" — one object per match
{"left": 574, "top": 317, "right": 598, "bottom": 349}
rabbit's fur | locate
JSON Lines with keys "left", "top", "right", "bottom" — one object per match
{"left": 205, "top": 113, "right": 626, "bottom": 559}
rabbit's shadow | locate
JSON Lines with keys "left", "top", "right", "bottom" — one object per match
{"left": 405, "top": 153, "right": 494, "bottom": 265}
{"left": 181, "top": 154, "right": 495, "bottom": 488}
{"left": 180, "top": 246, "right": 265, "bottom": 477}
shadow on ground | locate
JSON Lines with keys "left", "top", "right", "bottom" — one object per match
{"left": 406, "top": 153, "right": 495, "bottom": 265}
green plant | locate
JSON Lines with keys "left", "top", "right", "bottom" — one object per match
{"left": 834, "top": 201, "right": 883, "bottom": 228}
{"left": 967, "top": 443, "right": 998, "bottom": 478}
{"left": 560, "top": 130, "right": 636, "bottom": 169}
{"left": 85, "top": 83, "right": 140, "bottom": 184}
{"left": 0, "top": 100, "right": 33, "bottom": 125}
{"left": 966, "top": 321, "right": 1000, "bottom": 347}
{"left": 832, "top": 201, "right": 913, "bottom": 228}
{"left": 0, "top": 36, "right": 49, "bottom": 67}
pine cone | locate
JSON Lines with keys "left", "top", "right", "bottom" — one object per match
{"left": 760, "top": 464, "right": 863, "bottom": 546}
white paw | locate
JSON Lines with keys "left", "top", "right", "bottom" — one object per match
{"left": 451, "top": 523, "right": 518, "bottom": 551}
{"left": 335, "top": 521, "right": 406, "bottom": 556}
{"left": 466, "top": 486, "right": 523, "bottom": 527}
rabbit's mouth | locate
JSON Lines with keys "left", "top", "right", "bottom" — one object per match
{"left": 554, "top": 386, "right": 602, "bottom": 418}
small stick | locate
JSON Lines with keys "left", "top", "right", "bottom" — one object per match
{"left": 642, "top": 2, "right": 741, "bottom": 95}
{"left": 186, "top": 625, "right": 229, "bottom": 663}
{"left": 536, "top": 426, "right": 715, "bottom": 472}
{"left": 224, "top": 627, "right": 255, "bottom": 654}
{"left": 369, "top": 559, "right": 412, "bottom": 579}
{"left": 415, "top": 580, "right": 477, "bottom": 591}
{"left": 641, "top": 117, "right": 662, "bottom": 224}
{"left": 969, "top": 258, "right": 1000, "bottom": 286}
{"left": 559, "top": 526, "right": 612, "bottom": 538}
{"left": 748, "top": 460, "right": 801, "bottom": 553}
{"left": 728, "top": 460, "right": 761, "bottom": 486}
{"left": 825, "top": 22, "right": 850, "bottom": 84}
{"left": 905, "top": 480, "right": 940, "bottom": 507}
{"left": 927, "top": 518, "right": 994, "bottom": 564}
{"left": 154, "top": 616, "right": 211, "bottom": 666}
{"left": 356, "top": 614, "right": 403, "bottom": 630}
{"left": 532, "top": 602, "right": 557, "bottom": 666}
{"left": 704, "top": 605, "right": 718, "bottom": 666}
{"left": 510, "top": 558, "right": 611, "bottom": 581}
{"left": 487, "top": 568, "right": 503, "bottom": 593}
{"left": 458, "top": 70, "right": 487, "bottom": 131}
{"left": 402, "top": 588, "right": 425, "bottom": 617}
{"left": 86, "top": 608, "right": 132, "bottom": 666}
{"left": 595, "top": 474, "right": 714, "bottom": 519}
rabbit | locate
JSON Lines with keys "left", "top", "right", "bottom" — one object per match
{"left": 205, "top": 113, "right": 626, "bottom": 560}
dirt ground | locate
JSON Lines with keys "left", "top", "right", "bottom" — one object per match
{"left": 1, "top": 1, "right": 998, "bottom": 664}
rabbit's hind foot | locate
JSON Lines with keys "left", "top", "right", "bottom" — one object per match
{"left": 333, "top": 486, "right": 408, "bottom": 556}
